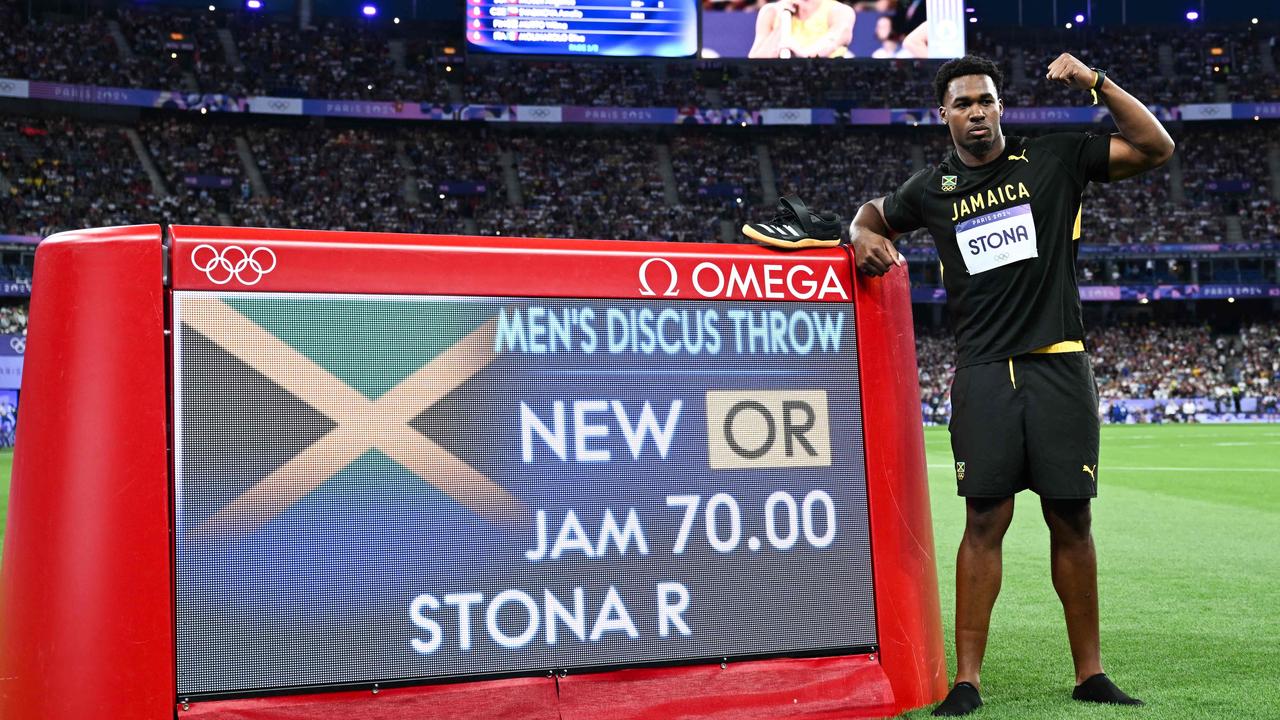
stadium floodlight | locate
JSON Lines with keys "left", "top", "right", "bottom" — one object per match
{"left": 1065, "top": 21, "right": 1073, "bottom": 28}
{"left": 208, "top": 4, "right": 215, "bottom": 10}
{"left": 1075, "top": 13, "right": 1085, "bottom": 22}
{"left": 362, "top": 4, "right": 377, "bottom": 17}
{"left": 245, "top": 0, "right": 262, "bottom": 9}
{"left": 1252, "top": 17, "right": 1258, "bottom": 24}
{"left": 1186, "top": 10, "right": 1199, "bottom": 21}
{"left": 394, "top": 16, "right": 400, "bottom": 23}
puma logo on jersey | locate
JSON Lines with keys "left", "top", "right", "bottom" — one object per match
{"left": 1081, "top": 464, "right": 1097, "bottom": 482}
{"left": 1008, "top": 149, "right": 1030, "bottom": 163}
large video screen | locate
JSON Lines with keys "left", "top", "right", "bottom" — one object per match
{"left": 173, "top": 292, "right": 875, "bottom": 696}
{"left": 701, "top": 0, "right": 965, "bottom": 59}
{"left": 466, "top": 0, "right": 699, "bottom": 58}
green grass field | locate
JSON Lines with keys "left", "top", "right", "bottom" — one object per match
{"left": 903, "top": 424, "right": 1280, "bottom": 719}
{"left": 0, "top": 428, "right": 1276, "bottom": 718}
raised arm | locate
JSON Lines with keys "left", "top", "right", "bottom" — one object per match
{"left": 902, "top": 20, "right": 929, "bottom": 59}
{"left": 804, "top": 2, "right": 855, "bottom": 58}
{"left": 850, "top": 197, "right": 906, "bottom": 277}
{"left": 748, "top": 3, "right": 789, "bottom": 58}
{"left": 1045, "top": 53, "right": 1176, "bottom": 181}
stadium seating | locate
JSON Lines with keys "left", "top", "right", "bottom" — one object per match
{"left": 3, "top": 6, "right": 1278, "bottom": 107}
{"left": 3, "top": 113, "right": 1278, "bottom": 250}
{"left": 916, "top": 321, "right": 1280, "bottom": 424}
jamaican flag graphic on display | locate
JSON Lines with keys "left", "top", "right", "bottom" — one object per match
{"left": 176, "top": 293, "right": 525, "bottom": 545}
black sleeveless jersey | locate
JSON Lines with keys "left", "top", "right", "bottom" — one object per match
{"left": 883, "top": 133, "right": 1111, "bottom": 367}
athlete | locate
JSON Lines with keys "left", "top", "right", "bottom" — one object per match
{"left": 850, "top": 55, "right": 1174, "bottom": 715}
{"left": 748, "top": 0, "right": 855, "bottom": 59}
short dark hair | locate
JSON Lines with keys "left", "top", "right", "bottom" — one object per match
{"left": 934, "top": 55, "right": 1004, "bottom": 106}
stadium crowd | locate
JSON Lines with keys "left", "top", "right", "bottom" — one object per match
{"left": 3, "top": 115, "right": 1279, "bottom": 251}
{"left": 2, "top": 5, "right": 1277, "bottom": 108}
{"left": 916, "top": 321, "right": 1280, "bottom": 424}
{"left": 0, "top": 118, "right": 156, "bottom": 237}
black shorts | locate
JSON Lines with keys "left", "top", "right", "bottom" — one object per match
{"left": 949, "top": 352, "right": 1099, "bottom": 499}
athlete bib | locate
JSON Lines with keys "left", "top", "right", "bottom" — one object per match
{"left": 954, "top": 203, "right": 1039, "bottom": 275}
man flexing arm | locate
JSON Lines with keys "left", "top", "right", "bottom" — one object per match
{"left": 853, "top": 54, "right": 1173, "bottom": 274}
{"left": 847, "top": 54, "right": 1173, "bottom": 717}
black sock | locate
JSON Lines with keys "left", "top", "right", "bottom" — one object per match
{"left": 932, "top": 682, "right": 983, "bottom": 717}
{"left": 1073, "top": 673, "right": 1144, "bottom": 705}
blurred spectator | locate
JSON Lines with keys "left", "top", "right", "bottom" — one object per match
{"left": 918, "top": 321, "right": 1280, "bottom": 425}
{"left": 0, "top": 305, "right": 27, "bottom": 335}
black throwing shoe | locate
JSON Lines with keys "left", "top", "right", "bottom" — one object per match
{"left": 1072, "top": 673, "right": 1144, "bottom": 705}
{"left": 931, "top": 682, "right": 983, "bottom": 716}
{"left": 742, "top": 194, "right": 843, "bottom": 250}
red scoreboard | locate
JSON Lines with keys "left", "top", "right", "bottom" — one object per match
{"left": 0, "top": 225, "right": 945, "bottom": 719}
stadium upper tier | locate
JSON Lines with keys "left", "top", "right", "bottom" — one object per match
{"left": 1, "top": 6, "right": 1277, "bottom": 107}
{"left": 4, "top": 117, "right": 1278, "bottom": 251}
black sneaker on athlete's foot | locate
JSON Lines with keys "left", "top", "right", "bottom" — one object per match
{"left": 1072, "top": 673, "right": 1144, "bottom": 705}
{"left": 932, "top": 682, "right": 983, "bottom": 716}
{"left": 742, "top": 194, "right": 842, "bottom": 250}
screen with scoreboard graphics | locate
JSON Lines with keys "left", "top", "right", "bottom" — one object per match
{"left": 173, "top": 291, "right": 875, "bottom": 696}
{"left": 466, "top": 0, "right": 699, "bottom": 57}
{"left": 702, "top": 0, "right": 966, "bottom": 60}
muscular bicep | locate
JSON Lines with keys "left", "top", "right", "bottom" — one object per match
{"left": 748, "top": 6, "right": 780, "bottom": 58}
{"left": 871, "top": 197, "right": 896, "bottom": 235}
{"left": 855, "top": 196, "right": 897, "bottom": 238}
{"left": 881, "top": 171, "right": 929, "bottom": 234}
{"left": 1108, "top": 133, "right": 1167, "bottom": 181}
{"left": 828, "top": 4, "right": 855, "bottom": 46}
{"left": 902, "top": 21, "right": 928, "bottom": 59}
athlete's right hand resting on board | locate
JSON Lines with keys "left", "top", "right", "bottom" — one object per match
{"left": 850, "top": 198, "right": 905, "bottom": 276}
{"left": 852, "top": 230, "right": 904, "bottom": 276}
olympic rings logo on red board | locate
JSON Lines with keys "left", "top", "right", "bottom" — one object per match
{"left": 191, "top": 244, "right": 277, "bottom": 286}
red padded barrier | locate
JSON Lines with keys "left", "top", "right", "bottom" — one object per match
{"left": 0, "top": 226, "right": 175, "bottom": 720}
{"left": 558, "top": 654, "right": 895, "bottom": 720}
{"left": 849, "top": 252, "right": 949, "bottom": 709}
{"left": 181, "top": 676, "right": 559, "bottom": 720}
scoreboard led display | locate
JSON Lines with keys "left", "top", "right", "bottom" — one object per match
{"left": 173, "top": 292, "right": 876, "bottom": 695}
{"left": 465, "top": 0, "right": 699, "bottom": 58}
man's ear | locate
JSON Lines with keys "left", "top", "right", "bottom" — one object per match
{"left": 938, "top": 106, "right": 947, "bottom": 121}
{"left": 997, "top": 98, "right": 1004, "bottom": 116}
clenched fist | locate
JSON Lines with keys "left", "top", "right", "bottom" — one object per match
{"left": 1045, "top": 53, "right": 1099, "bottom": 91}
